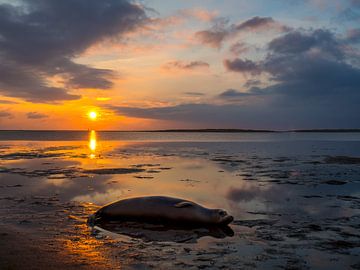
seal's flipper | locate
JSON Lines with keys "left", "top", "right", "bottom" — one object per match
{"left": 174, "top": 201, "right": 194, "bottom": 208}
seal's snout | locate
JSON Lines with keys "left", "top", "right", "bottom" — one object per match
{"left": 222, "top": 215, "right": 234, "bottom": 225}
{"left": 217, "top": 209, "right": 234, "bottom": 225}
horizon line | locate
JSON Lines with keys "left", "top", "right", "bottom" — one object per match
{"left": 0, "top": 128, "right": 360, "bottom": 133}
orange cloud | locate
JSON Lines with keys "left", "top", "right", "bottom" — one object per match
{"left": 162, "top": 60, "right": 210, "bottom": 71}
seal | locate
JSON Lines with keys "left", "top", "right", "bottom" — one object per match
{"left": 88, "top": 196, "right": 234, "bottom": 226}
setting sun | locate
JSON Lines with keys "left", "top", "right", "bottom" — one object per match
{"left": 88, "top": 111, "right": 97, "bottom": 121}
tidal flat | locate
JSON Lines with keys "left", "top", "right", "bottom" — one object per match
{"left": 0, "top": 131, "right": 360, "bottom": 269}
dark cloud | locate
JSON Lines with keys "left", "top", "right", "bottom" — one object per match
{"left": 268, "top": 31, "right": 318, "bottom": 54}
{"left": 229, "top": 42, "right": 249, "bottom": 55}
{"left": 106, "top": 103, "right": 246, "bottom": 124}
{"left": 224, "top": 58, "right": 261, "bottom": 75}
{"left": 262, "top": 30, "right": 358, "bottom": 99}
{"left": 267, "top": 29, "right": 343, "bottom": 59}
{"left": 218, "top": 87, "right": 266, "bottom": 100}
{"left": 195, "top": 16, "right": 288, "bottom": 48}
{"left": 106, "top": 97, "right": 360, "bottom": 129}
{"left": 104, "top": 103, "right": 277, "bottom": 128}
{"left": 225, "top": 29, "right": 353, "bottom": 79}
{"left": 235, "top": 16, "right": 274, "bottom": 31}
{"left": 195, "top": 30, "right": 227, "bottom": 48}
{"left": 0, "top": 60, "right": 80, "bottom": 102}
{"left": 26, "top": 112, "right": 49, "bottom": 119}
{"left": 218, "top": 89, "right": 251, "bottom": 99}
{"left": 107, "top": 28, "right": 360, "bottom": 129}
{"left": 244, "top": 79, "right": 261, "bottom": 88}
{"left": 194, "top": 18, "right": 229, "bottom": 48}
{"left": 264, "top": 57, "right": 360, "bottom": 97}
{"left": 164, "top": 60, "right": 209, "bottom": 70}
{"left": 219, "top": 28, "right": 360, "bottom": 128}
{"left": 0, "top": 0, "right": 146, "bottom": 102}
{"left": 0, "top": 110, "right": 13, "bottom": 118}
{"left": 62, "top": 61, "right": 114, "bottom": 90}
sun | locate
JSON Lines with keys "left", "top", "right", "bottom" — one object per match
{"left": 88, "top": 111, "right": 97, "bottom": 121}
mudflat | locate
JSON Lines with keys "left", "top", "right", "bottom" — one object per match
{"left": 1, "top": 133, "right": 360, "bottom": 269}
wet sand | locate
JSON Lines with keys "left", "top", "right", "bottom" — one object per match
{"left": 0, "top": 226, "right": 104, "bottom": 270}
{"left": 1, "top": 135, "right": 360, "bottom": 269}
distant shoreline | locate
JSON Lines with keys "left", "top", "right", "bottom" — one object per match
{"left": 0, "top": 129, "right": 360, "bottom": 133}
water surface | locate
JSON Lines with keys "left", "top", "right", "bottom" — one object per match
{"left": 0, "top": 131, "right": 359, "bottom": 269}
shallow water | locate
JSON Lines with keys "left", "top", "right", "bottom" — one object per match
{"left": 0, "top": 131, "right": 360, "bottom": 269}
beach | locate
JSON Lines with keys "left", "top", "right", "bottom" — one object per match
{"left": 1, "top": 131, "right": 360, "bottom": 269}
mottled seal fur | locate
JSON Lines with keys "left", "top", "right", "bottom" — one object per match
{"left": 88, "top": 196, "right": 233, "bottom": 226}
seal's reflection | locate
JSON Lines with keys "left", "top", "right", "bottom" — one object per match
{"left": 92, "top": 220, "right": 234, "bottom": 243}
{"left": 89, "top": 130, "right": 97, "bottom": 159}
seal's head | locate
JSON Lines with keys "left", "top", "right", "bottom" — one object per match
{"left": 211, "top": 209, "right": 234, "bottom": 225}
{"left": 174, "top": 201, "right": 233, "bottom": 225}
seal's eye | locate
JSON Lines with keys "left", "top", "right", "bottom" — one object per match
{"left": 218, "top": 210, "right": 227, "bottom": 217}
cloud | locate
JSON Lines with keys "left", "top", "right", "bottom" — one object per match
{"left": 218, "top": 89, "right": 251, "bottom": 99}
{"left": 244, "top": 79, "right": 261, "bottom": 88}
{"left": 195, "top": 30, "right": 228, "bottom": 48}
{"left": 183, "top": 92, "right": 205, "bottom": 96}
{"left": 163, "top": 60, "right": 209, "bottom": 71}
{"left": 0, "top": 110, "right": 13, "bottom": 118}
{"left": 194, "top": 18, "right": 230, "bottom": 48}
{"left": 338, "top": 0, "right": 360, "bottom": 21}
{"left": 106, "top": 96, "right": 360, "bottom": 129}
{"left": 262, "top": 30, "right": 357, "bottom": 93}
{"left": 223, "top": 59, "right": 261, "bottom": 75}
{"left": 106, "top": 28, "right": 360, "bottom": 129}
{"left": 195, "top": 16, "right": 288, "bottom": 48}
{"left": 218, "top": 87, "right": 267, "bottom": 100}
{"left": 105, "top": 103, "right": 289, "bottom": 128}
{"left": 235, "top": 16, "right": 289, "bottom": 31}
{"left": 267, "top": 29, "right": 343, "bottom": 58}
{"left": 224, "top": 29, "right": 351, "bottom": 77}
{"left": 26, "top": 112, "right": 49, "bottom": 119}
{"left": 103, "top": 103, "right": 277, "bottom": 128}
{"left": 346, "top": 28, "right": 360, "bottom": 43}
{"left": 229, "top": 42, "right": 249, "bottom": 55}
{"left": 106, "top": 103, "right": 239, "bottom": 123}
{"left": 0, "top": 0, "right": 146, "bottom": 102}
{"left": 219, "top": 28, "right": 360, "bottom": 127}
{"left": 0, "top": 60, "right": 81, "bottom": 103}
{"left": 0, "top": 99, "right": 18, "bottom": 104}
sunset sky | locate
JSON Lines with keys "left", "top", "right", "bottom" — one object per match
{"left": 0, "top": 0, "right": 359, "bottom": 130}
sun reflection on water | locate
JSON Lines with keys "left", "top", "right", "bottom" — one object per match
{"left": 89, "top": 130, "right": 97, "bottom": 158}
{"left": 59, "top": 203, "right": 120, "bottom": 268}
